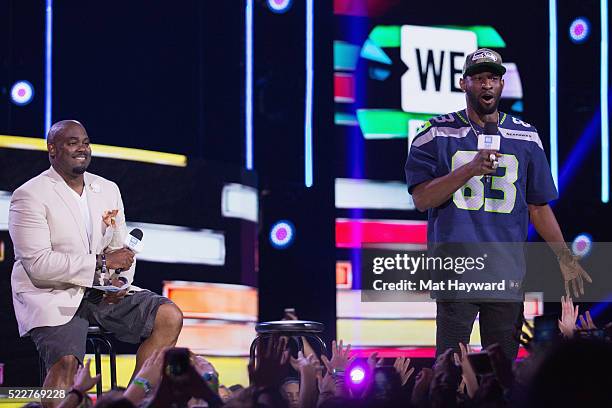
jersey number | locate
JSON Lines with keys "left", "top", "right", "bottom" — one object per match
{"left": 451, "top": 150, "right": 518, "bottom": 213}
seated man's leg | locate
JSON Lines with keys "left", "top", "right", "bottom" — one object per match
{"left": 134, "top": 301, "right": 183, "bottom": 374}
{"left": 29, "top": 312, "right": 89, "bottom": 407}
{"left": 435, "top": 301, "right": 479, "bottom": 357}
{"left": 90, "top": 290, "right": 183, "bottom": 377}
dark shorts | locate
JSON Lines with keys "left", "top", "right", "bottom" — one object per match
{"left": 30, "top": 289, "right": 172, "bottom": 371}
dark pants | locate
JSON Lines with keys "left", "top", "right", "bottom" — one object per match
{"left": 435, "top": 301, "right": 524, "bottom": 360}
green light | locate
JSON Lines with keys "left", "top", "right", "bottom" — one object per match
{"left": 368, "top": 25, "right": 506, "bottom": 49}
{"left": 369, "top": 26, "right": 401, "bottom": 48}
{"left": 357, "top": 109, "right": 435, "bottom": 139}
{"left": 439, "top": 25, "right": 506, "bottom": 48}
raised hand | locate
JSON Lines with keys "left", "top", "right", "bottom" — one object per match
{"left": 73, "top": 359, "right": 101, "bottom": 393}
{"left": 367, "top": 351, "right": 383, "bottom": 370}
{"left": 193, "top": 355, "right": 218, "bottom": 378}
{"left": 290, "top": 350, "right": 322, "bottom": 377}
{"left": 124, "top": 349, "right": 166, "bottom": 406}
{"left": 453, "top": 342, "right": 478, "bottom": 398}
{"left": 321, "top": 340, "right": 355, "bottom": 373}
{"left": 579, "top": 310, "right": 597, "bottom": 330}
{"left": 393, "top": 357, "right": 415, "bottom": 387}
{"left": 248, "top": 336, "right": 289, "bottom": 388}
{"left": 138, "top": 349, "right": 167, "bottom": 387}
{"left": 558, "top": 295, "right": 579, "bottom": 338}
{"left": 317, "top": 371, "right": 335, "bottom": 395}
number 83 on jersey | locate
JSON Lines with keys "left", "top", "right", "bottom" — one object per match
{"left": 451, "top": 150, "right": 519, "bottom": 214}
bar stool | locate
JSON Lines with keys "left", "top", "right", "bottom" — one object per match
{"left": 38, "top": 325, "right": 117, "bottom": 397}
{"left": 249, "top": 320, "right": 327, "bottom": 360}
{"left": 87, "top": 326, "right": 118, "bottom": 396}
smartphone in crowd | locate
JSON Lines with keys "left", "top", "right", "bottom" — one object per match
{"left": 534, "top": 314, "right": 559, "bottom": 344}
{"left": 467, "top": 351, "right": 493, "bottom": 375}
{"left": 165, "top": 347, "right": 191, "bottom": 378}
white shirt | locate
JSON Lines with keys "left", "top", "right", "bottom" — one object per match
{"left": 67, "top": 184, "right": 93, "bottom": 246}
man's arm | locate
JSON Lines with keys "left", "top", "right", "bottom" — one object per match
{"left": 411, "top": 150, "right": 500, "bottom": 212}
{"left": 527, "top": 203, "right": 567, "bottom": 255}
{"left": 529, "top": 203, "right": 592, "bottom": 298}
{"left": 8, "top": 188, "right": 97, "bottom": 287}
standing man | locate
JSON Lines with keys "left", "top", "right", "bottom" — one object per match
{"left": 405, "top": 48, "right": 591, "bottom": 359}
{"left": 9, "top": 120, "right": 183, "bottom": 398}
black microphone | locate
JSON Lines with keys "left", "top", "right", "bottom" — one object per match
{"left": 478, "top": 122, "right": 500, "bottom": 183}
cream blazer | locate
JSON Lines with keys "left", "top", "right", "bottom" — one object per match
{"left": 9, "top": 166, "right": 136, "bottom": 336}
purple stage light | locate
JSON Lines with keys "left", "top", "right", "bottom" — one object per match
{"left": 569, "top": 17, "right": 590, "bottom": 44}
{"left": 267, "top": 0, "right": 292, "bottom": 13}
{"left": 571, "top": 233, "right": 593, "bottom": 258}
{"left": 349, "top": 366, "right": 366, "bottom": 384}
{"left": 10, "top": 80, "right": 34, "bottom": 106}
{"left": 345, "top": 360, "right": 372, "bottom": 393}
{"left": 269, "top": 220, "right": 295, "bottom": 249}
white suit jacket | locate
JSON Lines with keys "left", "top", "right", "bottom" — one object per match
{"left": 9, "top": 166, "right": 136, "bottom": 336}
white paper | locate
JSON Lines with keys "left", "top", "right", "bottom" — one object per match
{"left": 92, "top": 283, "right": 130, "bottom": 293}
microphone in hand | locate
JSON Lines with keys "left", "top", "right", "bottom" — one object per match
{"left": 478, "top": 122, "right": 501, "bottom": 183}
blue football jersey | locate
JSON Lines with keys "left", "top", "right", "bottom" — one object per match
{"left": 405, "top": 110, "right": 558, "bottom": 244}
{"left": 405, "top": 110, "right": 558, "bottom": 299}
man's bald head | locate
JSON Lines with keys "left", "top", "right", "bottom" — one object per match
{"left": 47, "top": 120, "right": 92, "bottom": 177}
{"left": 47, "top": 120, "right": 84, "bottom": 145}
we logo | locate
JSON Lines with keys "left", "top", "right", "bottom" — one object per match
{"left": 400, "top": 26, "right": 477, "bottom": 114}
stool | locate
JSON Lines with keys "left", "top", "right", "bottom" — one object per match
{"left": 87, "top": 326, "right": 118, "bottom": 396}
{"left": 38, "top": 326, "right": 117, "bottom": 397}
{"left": 249, "top": 320, "right": 327, "bottom": 360}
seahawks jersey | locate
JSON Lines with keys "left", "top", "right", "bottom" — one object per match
{"left": 405, "top": 110, "right": 558, "bottom": 299}
{"left": 405, "top": 110, "right": 558, "bottom": 244}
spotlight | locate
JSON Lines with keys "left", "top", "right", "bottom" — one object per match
{"left": 267, "top": 0, "right": 292, "bottom": 13}
{"left": 349, "top": 366, "right": 366, "bottom": 384}
{"left": 569, "top": 17, "right": 590, "bottom": 44}
{"left": 571, "top": 233, "right": 593, "bottom": 258}
{"left": 10, "top": 80, "right": 34, "bottom": 106}
{"left": 345, "top": 361, "right": 371, "bottom": 394}
{"left": 269, "top": 220, "right": 295, "bottom": 249}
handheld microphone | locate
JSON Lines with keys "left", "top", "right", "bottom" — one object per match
{"left": 477, "top": 122, "right": 500, "bottom": 183}
{"left": 113, "top": 228, "right": 144, "bottom": 277}
{"left": 124, "top": 228, "right": 144, "bottom": 253}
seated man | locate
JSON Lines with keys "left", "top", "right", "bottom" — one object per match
{"left": 8, "top": 120, "right": 183, "bottom": 404}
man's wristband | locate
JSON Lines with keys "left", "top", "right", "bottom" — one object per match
{"left": 68, "top": 388, "right": 84, "bottom": 404}
{"left": 132, "top": 377, "right": 153, "bottom": 394}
